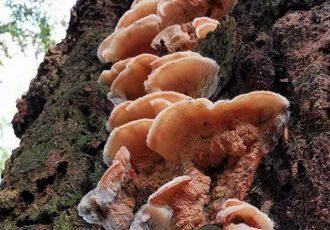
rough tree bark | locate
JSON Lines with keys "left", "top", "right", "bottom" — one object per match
{"left": 0, "top": 0, "right": 329, "bottom": 229}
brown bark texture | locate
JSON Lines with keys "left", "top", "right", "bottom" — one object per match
{"left": 0, "top": 0, "right": 329, "bottom": 229}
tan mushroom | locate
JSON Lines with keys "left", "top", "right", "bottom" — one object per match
{"left": 106, "top": 91, "right": 191, "bottom": 131}
{"left": 216, "top": 199, "right": 274, "bottom": 230}
{"left": 103, "top": 119, "right": 163, "bottom": 173}
{"left": 147, "top": 91, "right": 289, "bottom": 168}
{"left": 145, "top": 52, "right": 220, "bottom": 98}
{"left": 115, "top": 0, "right": 158, "bottom": 31}
{"left": 98, "top": 58, "right": 132, "bottom": 86}
{"left": 150, "top": 51, "right": 199, "bottom": 70}
{"left": 157, "top": 0, "right": 210, "bottom": 28}
{"left": 78, "top": 147, "right": 135, "bottom": 230}
{"left": 106, "top": 54, "right": 158, "bottom": 105}
{"left": 98, "top": 14, "right": 161, "bottom": 63}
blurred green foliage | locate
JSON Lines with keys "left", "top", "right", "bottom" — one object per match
{"left": 0, "top": 0, "right": 63, "bottom": 64}
{"left": 0, "top": 117, "right": 10, "bottom": 174}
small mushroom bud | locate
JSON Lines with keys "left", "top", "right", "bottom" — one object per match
{"left": 192, "top": 17, "right": 219, "bottom": 39}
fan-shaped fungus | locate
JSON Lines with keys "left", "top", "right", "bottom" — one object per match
{"left": 103, "top": 54, "right": 158, "bottom": 105}
{"left": 145, "top": 51, "right": 220, "bottom": 98}
{"left": 147, "top": 91, "right": 289, "bottom": 215}
{"left": 106, "top": 91, "right": 191, "bottom": 131}
{"left": 147, "top": 91, "right": 289, "bottom": 167}
{"left": 78, "top": 147, "right": 135, "bottom": 230}
{"left": 115, "top": 0, "right": 158, "bottom": 31}
{"left": 157, "top": 0, "right": 209, "bottom": 27}
{"left": 98, "top": 14, "right": 161, "bottom": 63}
{"left": 103, "top": 119, "right": 163, "bottom": 173}
{"left": 98, "top": 58, "right": 132, "bottom": 86}
{"left": 216, "top": 199, "right": 274, "bottom": 230}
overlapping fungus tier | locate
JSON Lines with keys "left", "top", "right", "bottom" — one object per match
{"left": 97, "top": 0, "right": 238, "bottom": 62}
{"left": 77, "top": 0, "right": 286, "bottom": 229}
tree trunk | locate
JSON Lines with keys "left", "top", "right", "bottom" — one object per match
{"left": 0, "top": 0, "right": 329, "bottom": 229}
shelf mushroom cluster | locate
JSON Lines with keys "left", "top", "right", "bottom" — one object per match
{"left": 78, "top": 0, "right": 289, "bottom": 229}
{"left": 97, "top": 0, "right": 238, "bottom": 63}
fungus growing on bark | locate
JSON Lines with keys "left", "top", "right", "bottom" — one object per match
{"left": 145, "top": 51, "right": 220, "bottom": 98}
{"left": 115, "top": 0, "right": 158, "bottom": 31}
{"left": 99, "top": 54, "right": 158, "bottom": 105}
{"left": 148, "top": 174, "right": 211, "bottom": 230}
{"left": 147, "top": 91, "right": 289, "bottom": 167}
{"left": 157, "top": 0, "right": 209, "bottom": 27}
{"left": 130, "top": 204, "right": 173, "bottom": 230}
{"left": 192, "top": 17, "right": 219, "bottom": 39}
{"left": 106, "top": 91, "right": 191, "bottom": 132}
{"left": 97, "top": 14, "right": 161, "bottom": 63}
{"left": 98, "top": 58, "right": 132, "bottom": 86}
{"left": 78, "top": 147, "right": 135, "bottom": 230}
{"left": 216, "top": 199, "right": 274, "bottom": 230}
{"left": 103, "top": 119, "right": 163, "bottom": 173}
{"left": 147, "top": 91, "right": 289, "bottom": 214}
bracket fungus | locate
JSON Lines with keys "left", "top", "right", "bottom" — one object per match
{"left": 216, "top": 199, "right": 274, "bottom": 230}
{"left": 97, "top": 14, "right": 161, "bottom": 63}
{"left": 147, "top": 91, "right": 289, "bottom": 167}
{"left": 157, "top": 0, "right": 210, "bottom": 27}
{"left": 78, "top": 147, "right": 136, "bottom": 230}
{"left": 103, "top": 119, "right": 163, "bottom": 173}
{"left": 115, "top": 0, "right": 158, "bottom": 32}
{"left": 99, "top": 54, "right": 158, "bottom": 105}
{"left": 147, "top": 91, "right": 289, "bottom": 214}
{"left": 106, "top": 91, "right": 191, "bottom": 132}
{"left": 145, "top": 51, "right": 220, "bottom": 98}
